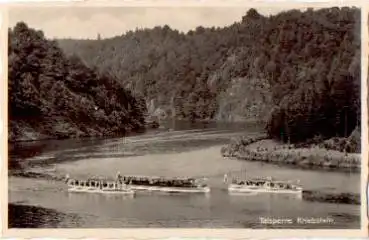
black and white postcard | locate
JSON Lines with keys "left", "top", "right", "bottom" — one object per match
{"left": 1, "top": 0, "right": 368, "bottom": 238}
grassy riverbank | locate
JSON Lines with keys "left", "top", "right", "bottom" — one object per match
{"left": 302, "top": 191, "right": 360, "bottom": 205}
{"left": 221, "top": 136, "right": 361, "bottom": 171}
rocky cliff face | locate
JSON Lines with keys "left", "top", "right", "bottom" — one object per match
{"left": 215, "top": 77, "right": 272, "bottom": 123}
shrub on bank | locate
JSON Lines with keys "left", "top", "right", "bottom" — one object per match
{"left": 240, "top": 146, "right": 361, "bottom": 169}
{"left": 293, "top": 127, "right": 361, "bottom": 153}
{"left": 302, "top": 190, "right": 360, "bottom": 205}
{"left": 220, "top": 134, "right": 268, "bottom": 157}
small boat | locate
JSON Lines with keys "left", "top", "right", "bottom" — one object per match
{"left": 224, "top": 174, "right": 302, "bottom": 195}
{"left": 65, "top": 174, "right": 135, "bottom": 195}
{"left": 120, "top": 175, "right": 210, "bottom": 193}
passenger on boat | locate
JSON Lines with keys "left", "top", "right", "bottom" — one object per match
{"left": 65, "top": 173, "right": 70, "bottom": 183}
{"left": 116, "top": 171, "right": 122, "bottom": 184}
{"left": 223, "top": 174, "right": 228, "bottom": 183}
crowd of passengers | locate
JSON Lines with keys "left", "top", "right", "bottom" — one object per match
{"left": 69, "top": 173, "right": 203, "bottom": 188}
{"left": 233, "top": 179, "right": 294, "bottom": 189}
{"left": 121, "top": 176, "right": 198, "bottom": 188}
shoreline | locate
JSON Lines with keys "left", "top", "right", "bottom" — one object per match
{"left": 8, "top": 203, "right": 80, "bottom": 228}
{"left": 302, "top": 190, "right": 360, "bottom": 205}
{"left": 8, "top": 119, "right": 265, "bottom": 144}
{"left": 221, "top": 137, "right": 361, "bottom": 172}
{"left": 9, "top": 115, "right": 165, "bottom": 143}
{"left": 8, "top": 126, "right": 151, "bottom": 144}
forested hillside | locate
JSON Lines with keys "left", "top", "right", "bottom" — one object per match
{"left": 57, "top": 7, "right": 361, "bottom": 143}
{"left": 8, "top": 22, "right": 146, "bottom": 141}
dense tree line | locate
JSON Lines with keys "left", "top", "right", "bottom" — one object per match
{"left": 57, "top": 7, "right": 360, "bottom": 143}
{"left": 8, "top": 22, "right": 146, "bottom": 141}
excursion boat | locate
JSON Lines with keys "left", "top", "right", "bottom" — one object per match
{"left": 119, "top": 175, "right": 211, "bottom": 193}
{"left": 224, "top": 174, "right": 303, "bottom": 195}
{"left": 65, "top": 174, "right": 135, "bottom": 195}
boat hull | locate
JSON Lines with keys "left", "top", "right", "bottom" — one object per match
{"left": 68, "top": 186, "right": 135, "bottom": 195}
{"left": 129, "top": 185, "right": 211, "bottom": 193}
{"left": 228, "top": 184, "right": 302, "bottom": 195}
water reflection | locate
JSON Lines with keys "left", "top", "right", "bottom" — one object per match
{"left": 8, "top": 120, "right": 262, "bottom": 164}
{"left": 228, "top": 192, "right": 303, "bottom": 201}
{"left": 67, "top": 192, "right": 135, "bottom": 202}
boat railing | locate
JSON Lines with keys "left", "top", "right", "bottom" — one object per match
{"left": 230, "top": 178, "right": 302, "bottom": 190}
{"left": 68, "top": 177, "right": 130, "bottom": 190}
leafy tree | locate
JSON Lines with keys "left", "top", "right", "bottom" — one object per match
{"left": 8, "top": 22, "right": 146, "bottom": 141}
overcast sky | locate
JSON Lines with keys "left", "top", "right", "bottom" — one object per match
{"left": 8, "top": 7, "right": 296, "bottom": 39}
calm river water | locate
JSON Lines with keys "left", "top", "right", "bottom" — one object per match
{"left": 8, "top": 121, "right": 361, "bottom": 228}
